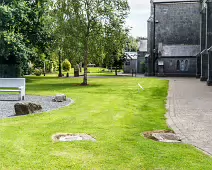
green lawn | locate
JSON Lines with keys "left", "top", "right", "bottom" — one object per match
{"left": 0, "top": 77, "right": 212, "bottom": 169}
{"left": 42, "top": 67, "right": 122, "bottom": 77}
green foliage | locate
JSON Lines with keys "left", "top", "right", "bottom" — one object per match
{"left": 0, "top": 0, "right": 52, "bottom": 76}
{"left": 34, "top": 68, "right": 42, "bottom": 76}
{"left": 126, "top": 36, "right": 139, "bottom": 52}
{"left": 141, "top": 61, "right": 146, "bottom": 73}
{"left": 62, "top": 59, "right": 71, "bottom": 72}
{"left": 52, "top": 0, "right": 130, "bottom": 84}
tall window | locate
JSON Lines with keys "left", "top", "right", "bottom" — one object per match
{"left": 180, "top": 60, "right": 185, "bottom": 71}
{"left": 177, "top": 60, "right": 180, "bottom": 71}
{"left": 185, "top": 60, "right": 189, "bottom": 71}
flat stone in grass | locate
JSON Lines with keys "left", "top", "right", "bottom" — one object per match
{"left": 143, "top": 130, "right": 181, "bottom": 143}
{"left": 52, "top": 134, "right": 96, "bottom": 142}
{"left": 152, "top": 133, "right": 181, "bottom": 143}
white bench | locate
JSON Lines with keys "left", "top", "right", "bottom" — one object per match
{"left": 0, "top": 78, "right": 26, "bottom": 100}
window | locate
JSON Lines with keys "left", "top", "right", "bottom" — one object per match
{"left": 176, "top": 59, "right": 189, "bottom": 71}
{"left": 125, "top": 61, "right": 130, "bottom": 66}
{"left": 185, "top": 60, "right": 189, "bottom": 71}
{"left": 180, "top": 60, "right": 185, "bottom": 71}
{"left": 170, "top": 60, "right": 173, "bottom": 66}
{"left": 177, "top": 60, "right": 180, "bottom": 71}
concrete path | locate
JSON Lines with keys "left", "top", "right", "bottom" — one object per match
{"left": 166, "top": 78, "right": 212, "bottom": 155}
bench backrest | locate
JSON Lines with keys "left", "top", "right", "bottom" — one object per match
{"left": 0, "top": 78, "right": 26, "bottom": 88}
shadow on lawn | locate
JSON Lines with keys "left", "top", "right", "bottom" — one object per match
{"left": 27, "top": 82, "right": 103, "bottom": 92}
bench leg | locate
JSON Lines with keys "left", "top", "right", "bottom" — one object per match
{"left": 19, "top": 91, "right": 25, "bottom": 101}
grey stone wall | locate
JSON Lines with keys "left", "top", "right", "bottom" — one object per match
{"left": 137, "top": 52, "right": 146, "bottom": 73}
{"left": 158, "top": 57, "right": 196, "bottom": 76}
{"left": 208, "top": 2, "right": 212, "bottom": 48}
{"left": 123, "top": 60, "right": 137, "bottom": 73}
{"left": 201, "top": 7, "right": 206, "bottom": 51}
{"left": 155, "top": 2, "right": 200, "bottom": 46}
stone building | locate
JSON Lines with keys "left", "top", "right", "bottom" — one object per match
{"left": 123, "top": 38, "right": 148, "bottom": 74}
{"left": 137, "top": 38, "right": 148, "bottom": 73}
{"left": 123, "top": 52, "right": 138, "bottom": 73}
{"left": 147, "top": 0, "right": 200, "bottom": 76}
{"left": 146, "top": 0, "right": 212, "bottom": 85}
{"left": 199, "top": 0, "right": 212, "bottom": 85}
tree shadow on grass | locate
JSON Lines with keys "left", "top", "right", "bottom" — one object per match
{"left": 27, "top": 82, "right": 103, "bottom": 93}
{"left": 25, "top": 77, "right": 59, "bottom": 83}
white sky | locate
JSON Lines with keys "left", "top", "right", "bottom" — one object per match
{"left": 126, "top": 0, "right": 151, "bottom": 38}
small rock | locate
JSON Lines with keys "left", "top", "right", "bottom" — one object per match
{"left": 14, "top": 103, "right": 42, "bottom": 115}
{"left": 52, "top": 94, "right": 66, "bottom": 102}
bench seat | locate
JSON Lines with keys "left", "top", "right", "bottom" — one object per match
{"left": 0, "top": 90, "right": 21, "bottom": 92}
{"left": 0, "top": 78, "right": 25, "bottom": 101}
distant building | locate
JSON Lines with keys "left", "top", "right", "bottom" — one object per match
{"left": 123, "top": 38, "right": 148, "bottom": 74}
{"left": 123, "top": 52, "right": 138, "bottom": 73}
{"left": 137, "top": 38, "right": 148, "bottom": 73}
{"left": 146, "top": 0, "right": 212, "bottom": 85}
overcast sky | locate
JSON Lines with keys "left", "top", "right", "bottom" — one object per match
{"left": 126, "top": 0, "right": 151, "bottom": 38}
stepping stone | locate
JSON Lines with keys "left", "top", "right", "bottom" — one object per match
{"left": 52, "top": 134, "right": 96, "bottom": 142}
{"left": 152, "top": 133, "right": 181, "bottom": 143}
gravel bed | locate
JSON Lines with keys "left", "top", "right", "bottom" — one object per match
{"left": 0, "top": 94, "right": 74, "bottom": 119}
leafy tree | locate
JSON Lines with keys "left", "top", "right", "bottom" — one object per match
{"left": 0, "top": 0, "right": 52, "bottom": 77}
{"left": 53, "top": 0, "right": 129, "bottom": 85}
{"left": 62, "top": 59, "right": 71, "bottom": 72}
{"left": 126, "top": 36, "right": 139, "bottom": 52}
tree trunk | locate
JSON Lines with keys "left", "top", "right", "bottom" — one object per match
{"left": 58, "top": 51, "right": 63, "bottom": 77}
{"left": 82, "top": 41, "right": 88, "bottom": 85}
{"left": 79, "top": 62, "right": 82, "bottom": 72}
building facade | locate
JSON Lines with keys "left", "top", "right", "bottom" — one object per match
{"left": 199, "top": 0, "right": 212, "bottom": 85}
{"left": 123, "top": 38, "right": 148, "bottom": 74}
{"left": 147, "top": 0, "right": 212, "bottom": 85}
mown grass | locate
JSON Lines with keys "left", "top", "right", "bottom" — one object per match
{"left": 41, "top": 67, "right": 122, "bottom": 77}
{"left": 0, "top": 77, "right": 212, "bottom": 170}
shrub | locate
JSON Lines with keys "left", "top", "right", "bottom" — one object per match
{"left": 62, "top": 59, "right": 71, "bottom": 72}
{"left": 34, "top": 68, "right": 42, "bottom": 76}
{"left": 141, "top": 62, "right": 146, "bottom": 74}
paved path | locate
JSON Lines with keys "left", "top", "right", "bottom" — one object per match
{"left": 166, "top": 78, "right": 212, "bottom": 155}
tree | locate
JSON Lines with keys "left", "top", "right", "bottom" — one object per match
{"left": 62, "top": 59, "right": 71, "bottom": 72}
{"left": 0, "top": 0, "right": 53, "bottom": 77}
{"left": 53, "top": 0, "right": 129, "bottom": 85}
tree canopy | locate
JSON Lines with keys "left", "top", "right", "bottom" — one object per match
{"left": 0, "top": 0, "right": 130, "bottom": 83}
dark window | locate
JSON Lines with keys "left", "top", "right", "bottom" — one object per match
{"left": 185, "top": 60, "right": 189, "bottom": 71}
{"left": 177, "top": 60, "right": 180, "bottom": 71}
{"left": 125, "top": 61, "right": 130, "bottom": 66}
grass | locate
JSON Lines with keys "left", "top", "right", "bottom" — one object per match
{"left": 0, "top": 77, "right": 212, "bottom": 169}
{"left": 41, "top": 67, "right": 122, "bottom": 77}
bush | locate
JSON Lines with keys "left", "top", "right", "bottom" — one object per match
{"left": 34, "top": 68, "right": 42, "bottom": 76}
{"left": 62, "top": 59, "right": 71, "bottom": 72}
{"left": 141, "top": 62, "right": 146, "bottom": 74}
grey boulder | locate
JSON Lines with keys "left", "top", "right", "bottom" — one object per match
{"left": 14, "top": 103, "right": 42, "bottom": 115}
{"left": 52, "top": 94, "right": 66, "bottom": 102}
